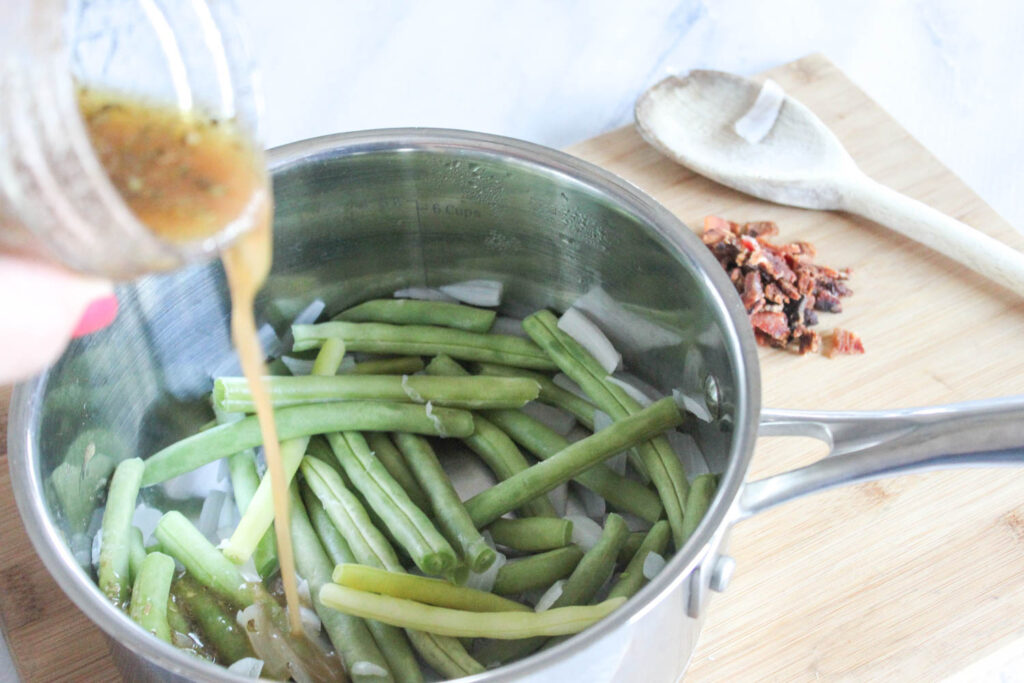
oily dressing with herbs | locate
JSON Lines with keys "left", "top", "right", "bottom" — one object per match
{"left": 79, "top": 91, "right": 304, "bottom": 635}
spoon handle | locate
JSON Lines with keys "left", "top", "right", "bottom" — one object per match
{"left": 840, "top": 175, "right": 1024, "bottom": 297}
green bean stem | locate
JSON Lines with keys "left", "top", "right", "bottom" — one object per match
{"left": 487, "top": 518, "right": 573, "bottom": 552}
{"left": 292, "top": 321, "right": 557, "bottom": 370}
{"left": 337, "top": 299, "right": 496, "bottom": 333}
{"left": 174, "top": 576, "right": 255, "bottom": 665}
{"left": 141, "top": 401, "right": 474, "bottom": 486}
{"left": 492, "top": 546, "right": 584, "bottom": 596}
{"left": 392, "top": 434, "right": 496, "bottom": 573}
{"left": 473, "top": 362, "right": 596, "bottom": 429}
{"left": 333, "top": 564, "right": 530, "bottom": 613}
{"left": 681, "top": 474, "right": 718, "bottom": 543}
{"left": 319, "top": 585, "right": 625, "bottom": 639}
{"left": 365, "top": 432, "right": 431, "bottom": 511}
{"left": 128, "top": 552, "right": 175, "bottom": 643}
{"left": 214, "top": 374, "right": 539, "bottom": 413}
{"left": 465, "top": 397, "right": 684, "bottom": 528}
{"left": 288, "top": 483, "right": 395, "bottom": 683}
{"left": 326, "top": 431, "right": 456, "bottom": 576}
{"left": 608, "top": 520, "right": 671, "bottom": 600}
{"left": 523, "top": 310, "right": 691, "bottom": 547}
{"left": 98, "top": 458, "right": 145, "bottom": 608}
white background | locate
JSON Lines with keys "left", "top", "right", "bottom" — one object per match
{"left": 3, "top": 1, "right": 1022, "bottom": 679}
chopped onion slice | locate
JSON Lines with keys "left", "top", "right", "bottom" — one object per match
{"left": 606, "top": 375, "right": 655, "bottom": 407}
{"left": 352, "top": 661, "right": 390, "bottom": 677}
{"left": 620, "top": 513, "right": 653, "bottom": 532}
{"left": 642, "top": 552, "right": 667, "bottom": 580}
{"left": 291, "top": 299, "right": 326, "bottom": 327}
{"left": 571, "top": 286, "right": 683, "bottom": 353}
{"left": 197, "top": 490, "right": 228, "bottom": 542}
{"left": 667, "top": 430, "right": 711, "bottom": 479}
{"left": 733, "top": 78, "right": 785, "bottom": 144}
{"left": 281, "top": 356, "right": 317, "bottom": 376}
{"left": 673, "top": 388, "right": 713, "bottom": 423}
{"left": 557, "top": 308, "right": 621, "bottom": 373}
{"left": 607, "top": 452, "right": 627, "bottom": 476}
{"left": 132, "top": 503, "right": 164, "bottom": 545}
{"left": 296, "top": 577, "right": 312, "bottom": 605}
{"left": 227, "top": 658, "right": 265, "bottom": 678}
{"left": 548, "top": 482, "right": 569, "bottom": 516}
{"left": 491, "top": 316, "right": 527, "bottom": 337}
{"left": 161, "top": 458, "right": 232, "bottom": 500}
{"left": 521, "top": 402, "right": 576, "bottom": 435}
{"left": 593, "top": 410, "right": 613, "bottom": 432}
{"left": 439, "top": 279, "right": 503, "bottom": 307}
{"left": 91, "top": 528, "right": 102, "bottom": 568}
{"left": 552, "top": 373, "right": 588, "bottom": 400}
{"left": 466, "top": 550, "right": 506, "bottom": 593}
{"left": 394, "top": 287, "right": 458, "bottom": 302}
{"left": 575, "top": 482, "right": 605, "bottom": 520}
{"left": 566, "top": 515, "right": 602, "bottom": 552}
{"left": 564, "top": 490, "right": 589, "bottom": 519}
{"left": 534, "top": 579, "right": 565, "bottom": 612}
{"left": 300, "top": 606, "right": 322, "bottom": 636}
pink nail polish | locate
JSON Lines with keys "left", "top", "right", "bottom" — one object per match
{"left": 72, "top": 294, "right": 119, "bottom": 338}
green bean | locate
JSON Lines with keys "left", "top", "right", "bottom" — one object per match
{"left": 617, "top": 531, "right": 647, "bottom": 566}
{"left": 479, "top": 514, "right": 628, "bottom": 665}
{"left": 302, "top": 488, "right": 423, "bottom": 683}
{"left": 214, "top": 374, "right": 539, "bottom": 412}
{"left": 141, "top": 401, "right": 474, "bottom": 486}
{"left": 333, "top": 564, "right": 530, "bottom": 613}
{"left": 366, "top": 433, "right": 431, "bottom": 511}
{"left": 488, "top": 518, "right": 573, "bottom": 552}
{"left": 289, "top": 483, "right": 395, "bottom": 682}
{"left": 299, "top": 457, "right": 483, "bottom": 679}
{"left": 292, "top": 321, "right": 557, "bottom": 370}
{"left": 174, "top": 576, "right": 255, "bottom": 665}
{"left": 128, "top": 552, "right": 175, "bottom": 643}
{"left": 392, "top": 434, "right": 496, "bottom": 573}
{"left": 483, "top": 408, "right": 663, "bottom": 523}
{"left": 422, "top": 355, "right": 557, "bottom": 519}
{"left": 154, "top": 511, "right": 254, "bottom": 609}
{"left": 523, "top": 310, "right": 691, "bottom": 547}
{"left": 681, "top": 474, "right": 718, "bottom": 543}
{"left": 128, "top": 526, "right": 146, "bottom": 585}
{"left": 473, "top": 362, "right": 596, "bottom": 430}
{"left": 492, "top": 546, "right": 584, "bottom": 596}
{"left": 165, "top": 592, "right": 193, "bottom": 640}
{"left": 98, "top": 458, "right": 144, "bottom": 609}
{"left": 326, "top": 431, "right": 456, "bottom": 576}
{"left": 337, "top": 299, "right": 496, "bottom": 333}
{"left": 319, "top": 585, "right": 625, "bottom": 639}
{"left": 343, "top": 356, "right": 425, "bottom": 376}
{"left": 608, "top": 520, "right": 671, "bottom": 600}
{"left": 465, "top": 398, "right": 684, "bottom": 528}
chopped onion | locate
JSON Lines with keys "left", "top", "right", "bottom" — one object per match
{"left": 257, "top": 323, "right": 282, "bottom": 362}
{"left": 733, "top": 78, "right": 785, "bottom": 144}
{"left": 237, "top": 557, "right": 262, "bottom": 584}
{"left": 281, "top": 356, "right": 317, "bottom": 376}
{"left": 351, "top": 661, "right": 391, "bottom": 678}
{"left": 216, "top": 456, "right": 232, "bottom": 484}
{"left": 571, "top": 286, "right": 683, "bottom": 353}
{"left": 565, "top": 425, "right": 592, "bottom": 444}
{"left": 521, "top": 402, "right": 576, "bottom": 435}
{"left": 465, "top": 550, "right": 506, "bottom": 593}
{"left": 132, "top": 502, "right": 164, "bottom": 544}
{"left": 438, "top": 279, "right": 503, "bottom": 307}
{"left": 566, "top": 515, "right": 602, "bottom": 552}
{"left": 552, "top": 373, "right": 588, "bottom": 400}
{"left": 227, "top": 658, "right": 265, "bottom": 678}
{"left": 490, "top": 316, "right": 528, "bottom": 338}
{"left": 197, "top": 490, "right": 228, "bottom": 542}
{"left": 607, "top": 452, "right": 627, "bottom": 476}
{"left": 301, "top": 606, "right": 322, "bottom": 636}
{"left": 574, "top": 482, "right": 605, "bottom": 520}
{"left": 592, "top": 410, "right": 613, "bottom": 432}
{"left": 557, "top": 308, "right": 621, "bottom": 373}
{"left": 620, "top": 513, "right": 653, "bottom": 532}
{"left": 666, "top": 430, "right": 711, "bottom": 479}
{"left": 672, "top": 388, "right": 712, "bottom": 423}
{"left": 161, "top": 458, "right": 232, "bottom": 499}
{"left": 91, "top": 528, "right": 102, "bottom": 568}
{"left": 548, "top": 482, "right": 569, "bottom": 516}
{"left": 564, "top": 490, "right": 589, "bottom": 519}
{"left": 297, "top": 576, "right": 312, "bottom": 604}
{"left": 393, "top": 287, "right": 458, "bottom": 302}
{"left": 534, "top": 579, "right": 565, "bottom": 612}
{"left": 642, "top": 552, "right": 667, "bottom": 580}
{"left": 606, "top": 375, "right": 654, "bottom": 407}
{"left": 291, "top": 299, "right": 326, "bottom": 327}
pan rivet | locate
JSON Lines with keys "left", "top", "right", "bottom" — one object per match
{"left": 709, "top": 555, "right": 736, "bottom": 592}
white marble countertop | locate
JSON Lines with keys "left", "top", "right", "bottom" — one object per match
{"left": 3, "top": 2, "right": 1021, "bottom": 680}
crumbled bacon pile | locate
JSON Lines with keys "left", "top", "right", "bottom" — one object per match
{"left": 702, "top": 215, "right": 862, "bottom": 356}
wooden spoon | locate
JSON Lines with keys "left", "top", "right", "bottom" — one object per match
{"left": 634, "top": 70, "right": 1024, "bottom": 297}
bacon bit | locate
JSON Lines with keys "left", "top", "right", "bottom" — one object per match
{"left": 703, "top": 215, "right": 859, "bottom": 357}
{"left": 827, "top": 328, "right": 865, "bottom": 357}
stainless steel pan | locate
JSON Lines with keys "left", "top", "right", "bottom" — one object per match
{"left": 9, "top": 129, "right": 1024, "bottom": 681}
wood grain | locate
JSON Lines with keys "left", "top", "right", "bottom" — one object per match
{"left": 2, "top": 54, "right": 1023, "bottom": 681}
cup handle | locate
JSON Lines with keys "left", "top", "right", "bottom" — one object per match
{"left": 734, "top": 395, "right": 1024, "bottom": 521}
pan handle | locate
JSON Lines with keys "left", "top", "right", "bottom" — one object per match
{"left": 734, "top": 395, "right": 1024, "bottom": 521}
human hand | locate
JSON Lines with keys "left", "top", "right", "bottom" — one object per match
{"left": 0, "top": 256, "right": 118, "bottom": 384}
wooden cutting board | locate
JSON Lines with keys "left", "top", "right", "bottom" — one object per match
{"left": 2, "top": 53, "right": 1023, "bottom": 681}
